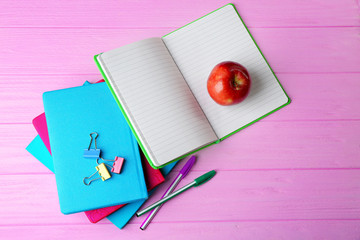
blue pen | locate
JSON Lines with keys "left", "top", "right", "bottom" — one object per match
{"left": 140, "top": 156, "right": 196, "bottom": 230}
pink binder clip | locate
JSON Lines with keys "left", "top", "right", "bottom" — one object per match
{"left": 112, "top": 157, "right": 124, "bottom": 174}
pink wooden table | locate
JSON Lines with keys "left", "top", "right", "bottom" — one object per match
{"left": 1, "top": 0, "right": 359, "bottom": 239}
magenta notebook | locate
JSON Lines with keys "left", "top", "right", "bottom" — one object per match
{"left": 33, "top": 80, "right": 165, "bottom": 222}
{"left": 32, "top": 113, "right": 51, "bottom": 155}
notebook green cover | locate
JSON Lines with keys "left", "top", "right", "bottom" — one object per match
{"left": 94, "top": 3, "right": 290, "bottom": 169}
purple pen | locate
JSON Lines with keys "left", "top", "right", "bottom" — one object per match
{"left": 139, "top": 156, "right": 196, "bottom": 230}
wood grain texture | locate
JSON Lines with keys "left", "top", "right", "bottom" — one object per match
{"left": 1, "top": 0, "right": 359, "bottom": 239}
{"left": 1, "top": 221, "right": 360, "bottom": 240}
{"left": 0, "top": 0, "right": 359, "bottom": 28}
{"left": 1, "top": 170, "right": 360, "bottom": 225}
{"left": 0, "top": 27, "right": 359, "bottom": 75}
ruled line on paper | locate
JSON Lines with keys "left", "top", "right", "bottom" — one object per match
{"left": 100, "top": 38, "right": 217, "bottom": 165}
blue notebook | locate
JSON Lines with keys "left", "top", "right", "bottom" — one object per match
{"left": 26, "top": 135, "right": 54, "bottom": 172}
{"left": 43, "top": 82, "right": 148, "bottom": 214}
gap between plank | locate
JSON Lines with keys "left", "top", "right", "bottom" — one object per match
{"left": 0, "top": 26, "right": 358, "bottom": 29}
{"left": 2, "top": 168, "right": 360, "bottom": 176}
{"left": 1, "top": 218, "right": 360, "bottom": 227}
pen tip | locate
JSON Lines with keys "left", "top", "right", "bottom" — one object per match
{"left": 180, "top": 156, "right": 196, "bottom": 177}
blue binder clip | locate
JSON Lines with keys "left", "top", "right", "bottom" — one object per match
{"left": 83, "top": 132, "right": 101, "bottom": 159}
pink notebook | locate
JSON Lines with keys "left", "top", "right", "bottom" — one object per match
{"left": 33, "top": 80, "right": 165, "bottom": 223}
{"left": 32, "top": 113, "right": 51, "bottom": 155}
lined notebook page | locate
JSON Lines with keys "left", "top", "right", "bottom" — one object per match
{"left": 98, "top": 38, "right": 217, "bottom": 167}
{"left": 163, "top": 4, "right": 289, "bottom": 139}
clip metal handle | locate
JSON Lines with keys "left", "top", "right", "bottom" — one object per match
{"left": 88, "top": 132, "right": 99, "bottom": 150}
{"left": 97, "top": 157, "right": 124, "bottom": 174}
{"left": 96, "top": 158, "right": 113, "bottom": 169}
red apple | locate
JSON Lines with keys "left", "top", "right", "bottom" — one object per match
{"left": 207, "top": 61, "right": 251, "bottom": 106}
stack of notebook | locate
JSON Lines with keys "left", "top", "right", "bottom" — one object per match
{"left": 26, "top": 3, "right": 289, "bottom": 230}
{"left": 26, "top": 80, "right": 178, "bottom": 229}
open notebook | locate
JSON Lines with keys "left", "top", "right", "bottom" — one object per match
{"left": 95, "top": 4, "right": 290, "bottom": 168}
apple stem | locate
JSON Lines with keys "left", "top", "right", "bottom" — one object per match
{"left": 232, "top": 76, "right": 241, "bottom": 90}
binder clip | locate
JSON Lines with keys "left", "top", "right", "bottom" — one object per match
{"left": 97, "top": 157, "right": 125, "bottom": 174}
{"left": 83, "top": 132, "right": 101, "bottom": 159}
{"left": 83, "top": 163, "right": 111, "bottom": 185}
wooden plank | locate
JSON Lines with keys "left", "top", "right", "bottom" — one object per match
{"left": 1, "top": 220, "right": 360, "bottom": 240}
{"left": 3, "top": 120, "right": 360, "bottom": 174}
{"left": 0, "top": 0, "right": 358, "bottom": 28}
{"left": 252, "top": 27, "right": 360, "bottom": 74}
{"left": 0, "top": 27, "right": 359, "bottom": 75}
{"left": 1, "top": 170, "right": 360, "bottom": 225}
{"left": 176, "top": 121, "right": 360, "bottom": 170}
{"left": 268, "top": 73, "right": 360, "bottom": 121}
{"left": 1, "top": 73, "right": 359, "bottom": 124}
